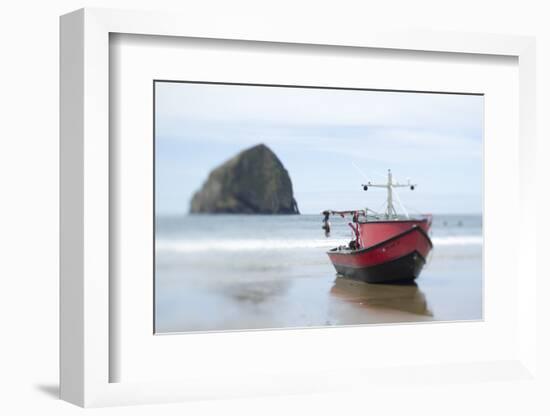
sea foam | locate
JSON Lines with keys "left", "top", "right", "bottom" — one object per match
{"left": 156, "top": 235, "right": 482, "bottom": 253}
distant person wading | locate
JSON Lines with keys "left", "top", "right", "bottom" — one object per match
{"left": 322, "top": 210, "right": 331, "bottom": 237}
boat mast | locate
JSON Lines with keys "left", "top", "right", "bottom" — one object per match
{"left": 362, "top": 169, "right": 416, "bottom": 219}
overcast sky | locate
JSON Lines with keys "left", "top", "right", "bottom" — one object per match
{"left": 155, "top": 82, "right": 483, "bottom": 215}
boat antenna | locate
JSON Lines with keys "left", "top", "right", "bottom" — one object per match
{"left": 361, "top": 169, "right": 416, "bottom": 219}
{"left": 351, "top": 161, "right": 370, "bottom": 182}
{"left": 392, "top": 186, "right": 410, "bottom": 219}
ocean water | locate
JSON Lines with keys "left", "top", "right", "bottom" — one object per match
{"left": 155, "top": 214, "right": 482, "bottom": 333}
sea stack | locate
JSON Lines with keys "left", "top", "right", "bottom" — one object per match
{"left": 190, "top": 144, "right": 300, "bottom": 214}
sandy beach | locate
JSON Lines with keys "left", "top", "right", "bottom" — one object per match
{"left": 155, "top": 214, "right": 482, "bottom": 333}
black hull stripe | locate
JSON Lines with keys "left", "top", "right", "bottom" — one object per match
{"left": 331, "top": 250, "right": 427, "bottom": 269}
{"left": 332, "top": 251, "right": 426, "bottom": 284}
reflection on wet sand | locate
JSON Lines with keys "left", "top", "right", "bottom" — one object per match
{"left": 219, "top": 280, "right": 290, "bottom": 305}
{"left": 330, "top": 277, "right": 432, "bottom": 317}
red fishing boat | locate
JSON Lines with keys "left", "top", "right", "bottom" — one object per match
{"left": 325, "top": 169, "right": 433, "bottom": 283}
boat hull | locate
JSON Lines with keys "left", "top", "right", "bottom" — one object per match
{"left": 327, "top": 226, "right": 432, "bottom": 283}
{"left": 331, "top": 251, "right": 426, "bottom": 283}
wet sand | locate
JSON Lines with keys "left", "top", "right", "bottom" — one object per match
{"left": 155, "top": 241, "right": 482, "bottom": 333}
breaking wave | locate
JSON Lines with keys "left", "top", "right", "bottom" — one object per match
{"left": 156, "top": 235, "right": 482, "bottom": 253}
{"left": 431, "top": 236, "right": 483, "bottom": 246}
{"left": 156, "top": 239, "right": 347, "bottom": 253}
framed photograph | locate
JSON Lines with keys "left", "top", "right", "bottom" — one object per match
{"left": 60, "top": 8, "right": 537, "bottom": 407}
{"left": 152, "top": 81, "right": 483, "bottom": 334}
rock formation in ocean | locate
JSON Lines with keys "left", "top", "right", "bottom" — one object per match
{"left": 190, "top": 143, "right": 300, "bottom": 214}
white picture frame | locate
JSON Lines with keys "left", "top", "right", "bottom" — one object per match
{"left": 60, "top": 7, "right": 537, "bottom": 407}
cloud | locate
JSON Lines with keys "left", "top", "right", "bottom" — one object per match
{"left": 154, "top": 82, "right": 483, "bottom": 214}
{"left": 155, "top": 81, "right": 483, "bottom": 134}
